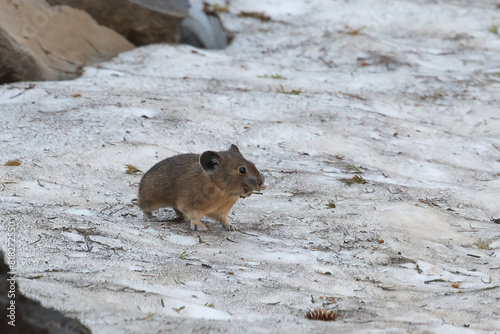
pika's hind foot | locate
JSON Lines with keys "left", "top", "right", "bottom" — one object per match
{"left": 143, "top": 211, "right": 158, "bottom": 222}
{"left": 221, "top": 221, "right": 238, "bottom": 231}
{"left": 173, "top": 209, "right": 185, "bottom": 222}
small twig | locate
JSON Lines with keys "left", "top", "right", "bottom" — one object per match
{"left": 172, "top": 306, "right": 185, "bottom": 313}
{"left": 339, "top": 92, "right": 366, "bottom": 101}
{"left": 481, "top": 275, "right": 493, "bottom": 284}
{"left": 319, "top": 56, "right": 334, "bottom": 68}
{"left": 237, "top": 230, "right": 258, "bottom": 237}
{"left": 138, "top": 312, "right": 155, "bottom": 321}
{"left": 9, "top": 83, "right": 36, "bottom": 99}
{"left": 378, "top": 285, "right": 396, "bottom": 291}
{"left": 239, "top": 11, "right": 271, "bottom": 22}
{"left": 266, "top": 301, "right": 281, "bottom": 305}
{"left": 30, "top": 238, "right": 41, "bottom": 245}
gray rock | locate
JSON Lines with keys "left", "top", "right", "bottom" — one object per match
{"left": 180, "top": 0, "right": 227, "bottom": 49}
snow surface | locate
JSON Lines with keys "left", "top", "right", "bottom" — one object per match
{"left": 1, "top": 0, "right": 500, "bottom": 332}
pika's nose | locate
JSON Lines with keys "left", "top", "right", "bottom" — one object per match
{"left": 257, "top": 174, "right": 265, "bottom": 187}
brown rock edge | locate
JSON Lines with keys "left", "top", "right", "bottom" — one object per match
{"left": 0, "top": 0, "right": 135, "bottom": 83}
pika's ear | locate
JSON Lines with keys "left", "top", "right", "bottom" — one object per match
{"left": 200, "top": 151, "right": 223, "bottom": 174}
{"left": 229, "top": 144, "right": 240, "bottom": 153}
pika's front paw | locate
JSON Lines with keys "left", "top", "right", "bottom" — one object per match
{"left": 190, "top": 220, "right": 208, "bottom": 231}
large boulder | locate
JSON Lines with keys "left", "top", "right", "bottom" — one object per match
{"left": 0, "top": 250, "right": 91, "bottom": 334}
{"left": 0, "top": 1, "right": 134, "bottom": 83}
{"left": 46, "top": 0, "right": 190, "bottom": 46}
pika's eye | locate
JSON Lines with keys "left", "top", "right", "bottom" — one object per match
{"left": 239, "top": 167, "right": 246, "bottom": 174}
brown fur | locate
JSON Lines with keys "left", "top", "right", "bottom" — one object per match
{"left": 138, "top": 145, "right": 264, "bottom": 231}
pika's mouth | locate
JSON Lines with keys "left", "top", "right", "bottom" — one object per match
{"left": 240, "top": 185, "right": 266, "bottom": 198}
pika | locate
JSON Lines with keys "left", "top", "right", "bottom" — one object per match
{"left": 138, "top": 145, "right": 265, "bottom": 231}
